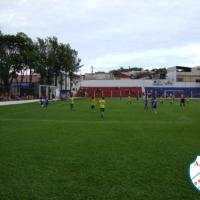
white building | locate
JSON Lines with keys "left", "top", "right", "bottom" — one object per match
{"left": 167, "top": 66, "right": 200, "bottom": 82}
{"left": 84, "top": 72, "right": 114, "bottom": 80}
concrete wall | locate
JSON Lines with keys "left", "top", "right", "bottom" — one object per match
{"left": 80, "top": 79, "right": 200, "bottom": 88}
{"left": 166, "top": 71, "right": 177, "bottom": 82}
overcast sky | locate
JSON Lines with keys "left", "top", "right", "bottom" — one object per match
{"left": 0, "top": 0, "right": 200, "bottom": 73}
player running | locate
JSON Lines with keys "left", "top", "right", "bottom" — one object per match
{"left": 144, "top": 94, "right": 148, "bottom": 110}
{"left": 69, "top": 95, "right": 75, "bottom": 111}
{"left": 170, "top": 94, "right": 175, "bottom": 104}
{"left": 151, "top": 96, "right": 157, "bottom": 114}
{"left": 39, "top": 97, "right": 43, "bottom": 107}
{"left": 180, "top": 94, "right": 185, "bottom": 108}
{"left": 99, "top": 97, "right": 106, "bottom": 118}
{"left": 186, "top": 96, "right": 190, "bottom": 104}
{"left": 159, "top": 95, "right": 164, "bottom": 104}
{"left": 172, "top": 94, "right": 176, "bottom": 103}
{"left": 44, "top": 97, "right": 49, "bottom": 108}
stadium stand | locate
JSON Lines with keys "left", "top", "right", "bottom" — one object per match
{"left": 77, "top": 87, "right": 142, "bottom": 97}
{"left": 145, "top": 87, "right": 200, "bottom": 98}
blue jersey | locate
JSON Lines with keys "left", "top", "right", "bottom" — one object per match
{"left": 45, "top": 98, "right": 48, "bottom": 106}
{"left": 152, "top": 99, "right": 157, "bottom": 108}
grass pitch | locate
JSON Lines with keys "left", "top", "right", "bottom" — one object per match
{"left": 0, "top": 98, "right": 199, "bottom": 200}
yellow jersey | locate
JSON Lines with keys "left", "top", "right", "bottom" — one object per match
{"left": 70, "top": 97, "right": 74, "bottom": 104}
{"left": 160, "top": 97, "right": 164, "bottom": 102}
{"left": 99, "top": 99, "right": 106, "bottom": 108}
{"left": 91, "top": 99, "right": 96, "bottom": 106}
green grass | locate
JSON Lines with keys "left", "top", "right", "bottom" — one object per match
{"left": 0, "top": 98, "right": 199, "bottom": 200}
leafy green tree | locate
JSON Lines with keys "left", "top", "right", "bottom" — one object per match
{"left": 35, "top": 37, "right": 55, "bottom": 85}
{"left": 0, "top": 33, "right": 23, "bottom": 93}
{"left": 152, "top": 68, "right": 167, "bottom": 79}
{"left": 0, "top": 31, "right": 82, "bottom": 95}
{"left": 15, "top": 32, "right": 39, "bottom": 87}
{"left": 110, "top": 67, "right": 143, "bottom": 74}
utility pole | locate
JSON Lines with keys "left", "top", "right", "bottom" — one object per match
{"left": 91, "top": 65, "right": 95, "bottom": 79}
{"left": 91, "top": 65, "right": 95, "bottom": 74}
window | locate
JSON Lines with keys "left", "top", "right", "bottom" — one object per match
{"left": 177, "top": 78, "right": 183, "bottom": 82}
{"left": 176, "top": 66, "right": 191, "bottom": 72}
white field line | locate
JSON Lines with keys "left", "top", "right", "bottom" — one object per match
{"left": 0, "top": 100, "right": 39, "bottom": 106}
{"left": 0, "top": 99, "right": 59, "bottom": 106}
{"left": 0, "top": 118, "right": 194, "bottom": 124}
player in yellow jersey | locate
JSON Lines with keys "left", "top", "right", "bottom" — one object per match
{"left": 172, "top": 94, "right": 176, "bottom": 103}
{"left": 170, "top": 94, "right": 175, "bottom": 104}
{"left": 69, "top": 95, "right": 75, "bottom": 111}
{"left": 186, "top": 96, "right": 190, "bottom": 104}
{"left": 90, "top": 96, "right": 96, "bottom": 112}
{"left": 127, "top": 95, "right": 132, "bottom": 104}
{"left": 99, "top": 97, "right": 106, "bottom": 118}
{"left": 159, "top": 95, "right": 164, "bottom": 104}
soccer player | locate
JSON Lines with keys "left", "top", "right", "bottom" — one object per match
{"left": 144, "top": 94, "right": 148, "bottom": 110}
{"left": 69, "top": 95, "right": 75, "bottom": 111}
{"left": 169, "top": 93, "right": 173, "bottom": 104}
{"left": 151, "top": 96, "right": 157, "bottom": 114}
{"left": 43, "top": 97, "right": 48, "bottom": 108}
{"left": 180, "top": 94, "right": 185, "bottom": 108}
{"left": 99, "top": 97, "right": 106, "bottom": 118}
{"left": 90, "top": 96, "right": 96, "bottom": 112}
{"left": 186, "top": 96, "right": 190, "bottom": 104}
{"left": 39, "top": 97, "right": 43, "bottom": 107}
{"left": 159, "top": 95, "right": 164, "bottom": 104}
{"left": 127, "top": 95, "right": 132, "bottom": 104}
{"left": 172, "top": 94, "right": 176, "bottom": 103}
{"left": 170, "top": 94, "right": 173, "bottom": 104}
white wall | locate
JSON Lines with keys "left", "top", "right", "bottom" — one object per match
{"left": 79, "top": 79, "right": 200, "bottom": 88}
{"left": 166, "top": 71, "right": 176, "bottom": 82}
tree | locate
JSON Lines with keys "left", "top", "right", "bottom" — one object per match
{"left": 16, "top": 32, "right": 39, "bottom": 84}
{"left": 152, "top": 68, "right": 167, "bottom": 79}
{"left": 55, "top": 43, "right": 82, "bottom": 90}
{"left": 0, "top": 33, "right": 24, "bottom": 93}
{"left": 110, "top": 66, "right": 143, "bottom": 74}
{"left": 35, "top": 37, "right": 55, "bottom": 85}
{"left": 0, "top": 31, "right": 82, "bottom": 95}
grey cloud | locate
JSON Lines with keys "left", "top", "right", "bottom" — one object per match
{"left": 0, "top": 0, "right": 200, "bottom": 72}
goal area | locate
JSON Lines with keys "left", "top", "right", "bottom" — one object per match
{"left": 39, "top": 85, "right": 56, "bottom": 99}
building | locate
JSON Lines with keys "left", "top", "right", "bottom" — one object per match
{"left": 76, "top": 66, "right": 200, "bottom": 98}
{"left": 167, "top": 66, "right": 200, "bottom": 82}
{"left": 10, "top": 72, "right": 71, "bottom": 99}
{"left": 113, "top": 71, "right": 160, "bottom": 80}
{"left": 84, "top": 72, "right": 114, "bottom": 80}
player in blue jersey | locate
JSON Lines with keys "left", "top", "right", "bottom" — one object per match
{"left": 144, "top": 94, "right": 148, "bottom": 110}
{"left": 151, "top": 96, "right": 157, "bottom": 114}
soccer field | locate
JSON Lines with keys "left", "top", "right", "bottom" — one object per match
{"left": 0, "top": 99, "right": 199, "bottom": 200}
